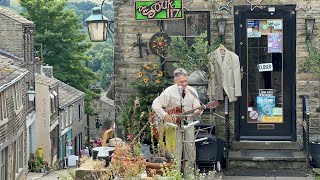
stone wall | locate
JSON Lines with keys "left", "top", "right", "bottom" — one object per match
{"left": 114, "top": 0, "right": 320, "bottom": 142}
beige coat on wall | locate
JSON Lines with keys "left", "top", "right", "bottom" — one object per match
{"left": 207, "top": 47, "right": 242, "bottom": 102}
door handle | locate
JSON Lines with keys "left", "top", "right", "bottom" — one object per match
{"left": 241, "top": 116, "right": 245, "bottom": 119}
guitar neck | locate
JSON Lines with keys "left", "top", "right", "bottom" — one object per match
{"left": 179, "top": 106, "right": 203, "bottom": 116}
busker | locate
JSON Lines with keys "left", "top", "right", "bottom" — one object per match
{"left": 152, "top": 67, "right": 203, "bottom": 173}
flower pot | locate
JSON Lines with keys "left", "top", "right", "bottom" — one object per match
{"left": 145, "top": 161, "right": 174, "bottom": 177}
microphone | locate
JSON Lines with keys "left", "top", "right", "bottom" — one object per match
{"left": 178, "top": 86, "right": 183, "bottom": 96}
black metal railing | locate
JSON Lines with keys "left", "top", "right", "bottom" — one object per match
{"left": 299, "top": 95, "right": 310, "bottom": 167}
{"left": 224, "top": 96, "right": 230, "bottom": 168}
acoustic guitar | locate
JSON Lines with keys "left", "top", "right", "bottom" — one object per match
{"left": 149, "top": 100, "right": 219, "bottom": 139}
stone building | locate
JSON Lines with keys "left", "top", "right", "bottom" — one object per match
{"left": 114, "top": 0, "right": 320, "bottom": 172}
{"left": 0, "top": 7, "right": 35, "bottom": 180}
{"left": 89, "top": 91, "right": 115, "bottom": 140}
{"left": 58, "top": 81, "right": 85, "bottom": 168}
{"left": 35, "top": 71, "right": 60, "bottom": 168}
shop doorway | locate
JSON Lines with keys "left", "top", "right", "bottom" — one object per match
{"left": 234, "top": 5, "right": 296, "bottom": 141}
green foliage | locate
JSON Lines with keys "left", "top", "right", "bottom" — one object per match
{"left": 20, "top": 0, "right": 99, "bottom": 115}
{"left": 299, "top": 40, "right": 320, "bottom": 77}
{"left": 120, "top": 60, "right": 170, "bottom": 140}
{"left": 166, "top": 33, "right": 219, "bottom": 73}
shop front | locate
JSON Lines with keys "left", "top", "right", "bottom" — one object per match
{"left": 234, "top": 5, "right": 296, "bottom": 141}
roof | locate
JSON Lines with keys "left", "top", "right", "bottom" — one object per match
{"left": 35, "top": 73, "right": 60, "bottom": 87}
{"left": 100, "top": 91, "right": 114, "bottom": 106}
{"left": 59, "top": 81, "right": 86, "bottom": 108}
{"left": 0, "top": 56, "right": 28, "bottom": 92}
{"left": 0, "top": 7, "right": 34, "bottom": 25}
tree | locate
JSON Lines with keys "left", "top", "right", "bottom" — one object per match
{"left": 20, "top": 0, "right": 98, "bottom": 114}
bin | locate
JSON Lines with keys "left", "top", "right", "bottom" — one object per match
{"left": 310, "top": 141, "right": 320, "bottom": 168}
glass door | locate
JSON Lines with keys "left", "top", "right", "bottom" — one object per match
{"left": 234, "top": 6, "right": 296, "bottom": 140}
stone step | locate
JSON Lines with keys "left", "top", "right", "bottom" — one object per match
{"left": 231, "top": 141, "right": 302, "bottom": 150}
{"left": 228, "top": 150, "right": 307, "bottom": 169}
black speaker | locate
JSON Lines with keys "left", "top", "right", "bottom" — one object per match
{"left": 195, "top": 133, "right": 224, "bottom": 167}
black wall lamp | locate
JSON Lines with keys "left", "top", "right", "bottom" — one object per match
{"left": 305, "top": 18, "right": 315, "bottom": 41}
{"left": 217, "top": 18, "right": 227, "bottom": 43}
{"left": 85, "top": 1, "right": 114, "bottom": 42}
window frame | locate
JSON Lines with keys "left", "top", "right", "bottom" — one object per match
{"left": 0, "top": 147, "right": 8, "bottom": 180}
{"left": 0, "top": 90, "right": 8, "bottom": 125}
{"left": 12, "top": 81, "right": 23, "bottom": 114}
{"left": 163, "top": 11, "right": 211, "bottom": 78}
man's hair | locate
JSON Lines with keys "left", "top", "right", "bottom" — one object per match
{"left": 174, "top": 68, "right": 188, "bottom": 78}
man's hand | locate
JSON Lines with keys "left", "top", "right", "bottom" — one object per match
{"left": 194, "top": 109, "right": 203, "bottom": 118}
{"left": 164, "top": 114, "right": 174, "bottom": 123}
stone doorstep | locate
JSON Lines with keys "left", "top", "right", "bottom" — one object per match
{"left": 232, "top": 141, "right": 301, "bottom": 150}
{"left": 229, "top": 150, "right": 305, "bottom": 161}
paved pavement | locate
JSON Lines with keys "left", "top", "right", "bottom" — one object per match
{"left": 26, "top": 169, "right": 316, "bottom": 180}
{"left": 26, "top": 168, "right": 76, "bottom": 180}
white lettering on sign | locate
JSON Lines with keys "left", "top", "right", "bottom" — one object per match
{"left": 259, "top": 89, "right": 275, "bottom": 97}
{"left": 258, "top": 63, "right": 273, "bottom": 72}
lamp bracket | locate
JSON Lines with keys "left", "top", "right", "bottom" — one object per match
{"left": 133, "top": 33, "right": 149, "bottom": 58}
{"left": 293, "top": 0, "right": 311, "bottom": 11}
{"left": 246, "top": 0, "right": 265, "bottom": 11}
{"left": 215, "top": 0, "right": 233, "bottom": 11}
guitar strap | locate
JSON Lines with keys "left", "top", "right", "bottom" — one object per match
{"left": 187, "top": 88, "right": 204, "bottom": 106}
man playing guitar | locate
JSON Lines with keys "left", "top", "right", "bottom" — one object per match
{"left": 152, "top": 68, "right": 203, "bottom": 173}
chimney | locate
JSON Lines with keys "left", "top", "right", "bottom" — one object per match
{"left": 34, "top": 57, "right": 42, "bottom": 74}
{"left": 42, "top": 64, "right": 53, "bottom": 78}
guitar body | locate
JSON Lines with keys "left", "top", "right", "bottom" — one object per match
{"left": 149, "top": 100, "right": 219, "bottom": 140}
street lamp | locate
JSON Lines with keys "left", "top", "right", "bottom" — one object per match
{"left": 85, "top": 3, "right": 114, "bottom": 42}
{"left": 86, "top": 1, "right": 117, "bottom": 137}
{"left": 217, "top": 18, "right": 227, "bottom": 43}
{"left": 27, "top": 85, "right": 36, "bottom": 102}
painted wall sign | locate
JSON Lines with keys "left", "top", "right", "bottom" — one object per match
{"left": 258, "top": 63, "right": 273, "bottom": 72}
{"left": 135, "top": 0, "right": 183, "bottom": 20}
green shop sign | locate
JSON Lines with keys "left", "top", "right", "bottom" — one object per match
{"left": 135, "top": 0, "right": 183, "bottom": 20}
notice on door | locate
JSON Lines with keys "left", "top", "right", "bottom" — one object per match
{"left": 258, "top": 63, "right": 273, "bottom": 72}
{"left": 262, "top": 116, "right": 283, "bottom": 123}
{"left": 268, "top": 33, "right": 282, "bottom": 53}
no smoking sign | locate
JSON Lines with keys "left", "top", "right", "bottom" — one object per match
{"left": 249, "top": 110, "right": 258, "bottom": 120}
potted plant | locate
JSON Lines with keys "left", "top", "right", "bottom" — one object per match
{"left": 110, "top": 143, "right": 146, "bottom": 178}
{"left": 145, "top": 113, "right": 176, "bottom": 177}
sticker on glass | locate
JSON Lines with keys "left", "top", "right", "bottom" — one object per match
{"left": 259, "top": 89, "right": 275, "bottom": 96}
{"left": 258, "top": 63, "right": 273, "bottom": 72}
{"left": 249, "top": 110, "right": 259, "bottom": 120}
{"left": 248, "top": 31, "right": 261, "bottom": 38}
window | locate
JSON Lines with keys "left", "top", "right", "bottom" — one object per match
{"left": 65, "top": 109, "right": 69, "bottom": 127}
{"left": 78, "top": 103, "right": 83, "bottom": 121}
{"left": 12, "top": 81, "right": 23, "bottom": 113}
{"left": 0, "top": 147, "right": 8, "bottom": 180}
{"left": 164, "top": 11, "right": 210, "bottom": 78}
{"left": 15, "top": 134, "right": 23, "bottom": 175}
{"left": 0, "top": 91, "right": 8, "bottom": 124}
{"left": 69, "top": 106, "right": 73, "bottom": 125}
{"left": 51, "top": 128, "right": 58, "bottom": 156}
{"left": 61, "top": 112, "right": 64, "bottom": 130}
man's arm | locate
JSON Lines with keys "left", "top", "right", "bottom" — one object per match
{"left": 152, "top": 90, "right": 170, "bottom": 120}
{"left": 190, "top": 87, "right": 203, "bottom": 117}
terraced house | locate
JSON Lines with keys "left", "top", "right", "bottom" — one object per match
{"left": 0, "top": 7, "right": 35, "bottom": 180}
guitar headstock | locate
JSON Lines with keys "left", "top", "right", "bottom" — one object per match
{"left": 205, "top": 100, "right": 219, "bottom": 109}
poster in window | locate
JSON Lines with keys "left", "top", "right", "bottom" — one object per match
{"left": 268, "top": 33, "right": 282, "bottom": 53}
{"left": 257, "top": 96, "right": 275, "bottom": 121}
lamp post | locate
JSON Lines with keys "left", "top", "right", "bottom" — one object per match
{"left": 86, "top": 1, "right": 117, "bottom": 137}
